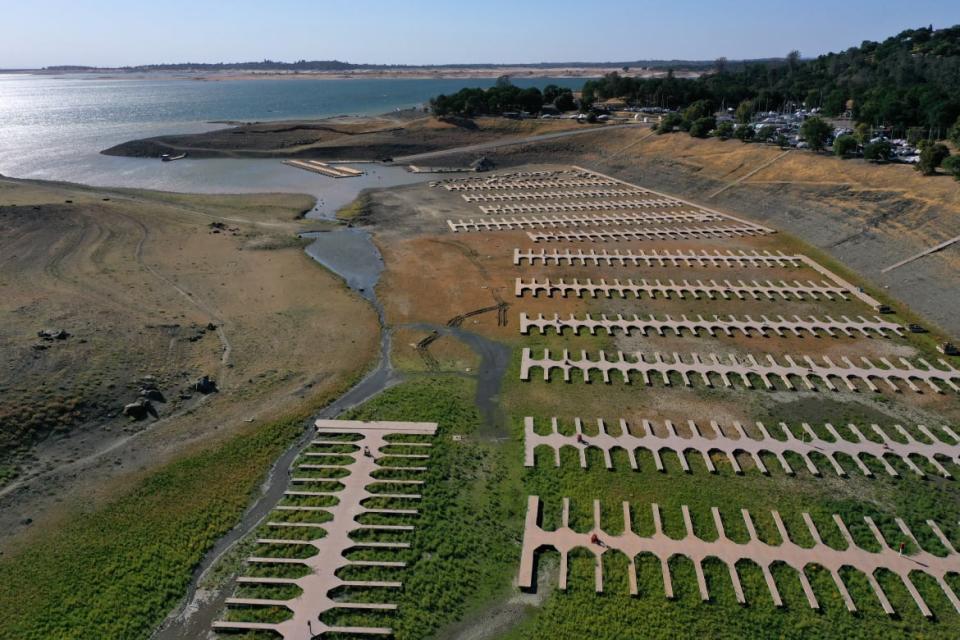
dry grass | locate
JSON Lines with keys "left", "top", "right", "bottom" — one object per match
{"left": 0, "top": 177, "right": 379, "bottom": 544}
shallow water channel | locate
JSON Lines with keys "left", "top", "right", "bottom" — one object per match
{"left": 154, "top": 168, "right": 513, "bottom": 638}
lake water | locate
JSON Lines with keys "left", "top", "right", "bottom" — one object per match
{"left": 0, "top": 73, "right": 583, "bottom": 197}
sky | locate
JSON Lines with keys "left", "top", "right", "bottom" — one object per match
{"left": 3, "top": 0, "right": 960, "bottom": 68}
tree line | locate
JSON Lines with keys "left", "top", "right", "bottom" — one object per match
{"left": 582, "top": 25, "right": 960, "bottom": 137}
{"left": 429, "top": 78, "right": 575, "bottom": 117}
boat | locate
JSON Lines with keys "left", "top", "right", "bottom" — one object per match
{"left": 160, "top": 153, "right": 187, "bottom": 162}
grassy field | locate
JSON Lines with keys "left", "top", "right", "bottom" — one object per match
{"left": 214, "top": 376, "right": 523, "bottom": 640}
{"left": 0, "top": 400, "right": 325, "bottom": 640}
{"left": 350, "top": 166, "right": 960, "bottom": 639}
{"left": 208, "top": 346, "right": 960, "bottom": 640}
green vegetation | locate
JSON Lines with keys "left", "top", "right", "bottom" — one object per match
{"left": 833, "top": 134, "right": 858, "bottom": 157}
{"left": 430, "top": 77, "right": 546, "bottom": 117}
{"left": 799, "top": 116, "right": 831, "bottom": 150}
{"left": 228, "top": 377, "right": 520, "bottom": 640}
{"left": 496, "top": 378, "right": 960, "bottom": 639}
{"left": 735, "top": 99, "right": 754, "bottom": 124}
{"left": 0, "top": 410, "right": 309, "bottom": 639}
{"left": 656, "top": 112, "right": 683, "bottom": 134}
{"left": 916, "top": 141, "right": 951, "bottom": 175}
{"left": 543, "top": 84, "right": 576, "bottom": 112}
{"left": 582, "top": 25, "right": 960, "bottom": 134}
{"left": 714, "top": 121, "right": 735, "bottom": 139}
{"left": 863, "top": 139, "right": 892, "bottom": 162}
{"left": 682, "top": 99, "right": 713, "bottom": 124}
{"left": 336, "top": 192, "right": 373, "bottom": 222}
{"left": 734, "top": 124, "right": 755, "bottom": 142}
{"left": 943, "top": 155, "right": 960, "bottom": 181}
{"left": 688, "top": 116, "right": 716, "bottom": 138}
{"left": 338, "top": 378, "right": 519, "bottom": 638}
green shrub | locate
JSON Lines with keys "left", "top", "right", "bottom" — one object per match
{"left": 688, "top": 116, "right": 716, "bottom": 138}
{"left": 734, "top": 125, "right": 755, "bottom": 142}
{"left": 714, "top": 121, "right": 735, "bottom": 139}
{"left": 833, "top": 134, "right": 858, "bottom": 157}
{"left": 916, "top": 142, "right": 950, "bottom": 175}
{"left": 800, "top": 116, "right": 831, "bottom": 150}
{"left": 656, "top": 112, "right": 683, "bottom": 134}
{"left": 943, "top": 155, "right": 960, "bottom": 181}
{"left": 864, "top": 140, "right": 892, "bottom": 161}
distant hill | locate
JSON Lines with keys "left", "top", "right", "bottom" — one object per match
{"left": 29, "top": 58, "right": 775, "bottom": 74}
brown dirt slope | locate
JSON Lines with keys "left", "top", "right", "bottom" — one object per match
{"left": 101, "top": 115, "right": 587, "bottom": 160}
{"left": 433, "top": 128, "right": 960, "bottom": 337}
{"left": 0, "top": 177, "right": 378, "bottom": 544}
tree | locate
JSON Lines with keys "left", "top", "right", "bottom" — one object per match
{"left": 942, "top": 155, "right": 960, "bottom": 181}
{"left": 542, "top": 84, "right": 562, "bottom": 103}
{"left": 579, "top": 86, "right": 596, "bottom": 112}
{"left": 757, "top": 125, "right": 776, "bottom": 142}
{"left": 656, "top": 112, "right": 683, "bottom": 134}
{"left": 833, "top": 134, "right": 858, "bottom": 158}
{"left": 916, "top": 143, "right": 950, "bottom": 175}
{"left": 430, "top": 94, "right": 451, "bottom": 117}
{"left": 735, "top": 100, "right": 754, "bottom": 125}
{"left": 800, "top": 116, "right": 831, "bottom": 151}
{"left": 734, "top": 125, "right": 755, "bottom": 142}
{"left": 555, "top": 92, "right": 576, "bottom": 112}
{"left": 689, "top": 116, "right": 716, "bottom": 138}
{"left": 854, "top": 122, "right": 871, "bottom": 144}
{"left": 715, "top": 57, "right": 728, "bottom": 74}
{"left": 683, "top": 100, "right": 713, "bottom": 124}
{"left": 863, "top": 140, "right": 892, "bottom": 162}
{"left": 950, "top": 115, "right": 960, "bottom": 146}
{"left": 906, "top": 127, "right": 926, "bottom": 146}
{"left": 787, "top": 50, "right": 801, "bottom": 72}
{"left": 714, "top": 121, "right": 735, "bottom": 139}
{"left": 516, "top": 87, "right": 544, "bottom": 114}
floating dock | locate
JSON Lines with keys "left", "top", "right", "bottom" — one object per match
{"left": 282, "top": 160, "right": 364, "bottom": 178}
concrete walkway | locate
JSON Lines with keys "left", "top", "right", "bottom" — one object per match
{"left": 213, "top": 419, "right": 437, "bottom": 640}
{"left": 519, "top": 311, "right": 904, "bottom": 339}
{"left": 518, "top": 495, "right": 960, "bottom": 617}
{"left": 520, "top": 347, "right": 960, "bottom": 393}
{"left": 881, "top": 235, "right": 960, "bottom": 274}
{"left": 524, "top": 416, "right": 960, "bottom": 478}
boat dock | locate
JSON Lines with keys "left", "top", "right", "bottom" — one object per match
{"left": 282, "top": 160, "right": 364, "bottom": 178}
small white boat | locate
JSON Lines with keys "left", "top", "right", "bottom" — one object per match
{"left": 160, "top": 153, "right": 187, "bottom": 162}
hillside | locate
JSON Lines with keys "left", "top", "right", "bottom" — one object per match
{"left": 584, "top": 25, "right": 960, "bottom": 134}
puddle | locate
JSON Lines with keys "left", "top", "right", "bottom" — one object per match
{"left": 303, "top": 228, "right": 383, "bottom": 303}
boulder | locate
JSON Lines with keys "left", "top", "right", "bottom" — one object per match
{"left": 140, "top": 388, "right": 165, "bottom": 402}
{"left": 122, "top": 398, "right": 157, "bottom": 420}
{"left": 470, "top": 156, "right": 494, "bottom": 172}
{"left": 37, "top": 328, "right": 69, "bottom": 340}
{"left": 193, "top": 375, "right": 218, "bottom": 394}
